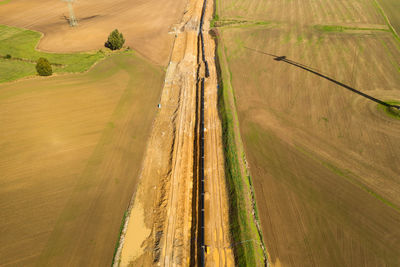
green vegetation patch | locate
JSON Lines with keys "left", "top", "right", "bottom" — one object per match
{"left": 314, "top": 24, "right": 390, "bottom": 33}
{"left": 111, "top": 210, "right": 128, "bottom": 266}
{"left": 212, "top": 18, "right": 271, "bottom": 29}
{"left": 216, "top": 34, "right": 266, "bottom": 266}
{"left": 0, "top": 0, "right": 12, "bottom": 5}
{"left": 377, "top": 101, "right": 400, "bottom": 120}
{"left": 0, "top": 24, "right": 105, "bottom": 82}
{"left": 0, "top": 58, "right": 36, "bottom": 82}
{"left": 373, "top": 0, "right": 400, "bottom": 42}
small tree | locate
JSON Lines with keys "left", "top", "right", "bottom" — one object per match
{"left": 36, "top": 58, "right": 52, "bottom": 76}
{"left": 105, "top": 29, "right": 125, "bottom": 50}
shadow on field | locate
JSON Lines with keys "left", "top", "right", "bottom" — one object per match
{"left": 245, "top": 47, "right": 400, "bottom": 110}
{"left": 61, "top": 14, "right": 100, "bottom": 25}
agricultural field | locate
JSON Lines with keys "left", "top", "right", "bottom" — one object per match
{"left": 376, "top": 0, "right": 400, "bottom": 35}
{"left": 0, "top": 53, "right": 164, "bottom": 266}
{"left": 216, "top": 0, "right": 400, "bottom": 266}
{"left": 0, "top": 25, "right": 104, "bottom": 83}
{"left": 0, "top": 0, "right": 186, "bottom": 65}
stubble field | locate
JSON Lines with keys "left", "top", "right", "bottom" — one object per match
{"left": 0, "top": 53, "right": 164, "bottom": 266}
{"left": 217, "top": 0, "right": 400, "bottom": 265}
{"left": 0, "top": 0, "right": 186, "bottom": 65}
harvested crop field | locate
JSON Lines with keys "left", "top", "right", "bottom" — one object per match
{"left": 376, "top": 0, "right": 400, "bottom": 35}
{"left": 216, "top": 0, "right": 400, "bottom": 265}
{"left": 0, "top": 53, "right": 164, "bottom": 266}
{"left": 0, "top": 0, "right": 186, "bottom": 65}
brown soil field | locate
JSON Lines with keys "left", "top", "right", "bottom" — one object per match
{"left": 219, "top": 0, "right": 384, "bottom": 25}
{"left": 377, "top": 0, "right": 400, "bottom": 34}
{"left": 0, "top": 0, "right": 186, "bottom": 65}
{"left": 0, "top": 53, "right": 164, "bottom": 266}
{"left": 217, "top": 0, "right": 400, "bottom": 265}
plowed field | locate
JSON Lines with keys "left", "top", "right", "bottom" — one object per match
{"left": 0, "top": 53, "right": 164, "bottom": 266}
{"left": 0, "top": 0, "right": 186, "bottom": 65}
{"left": 216, "top": 0, "right": 400, "bottom": 265}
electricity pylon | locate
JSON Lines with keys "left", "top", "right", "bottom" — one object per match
{"left": 62, "top": 0, "right": 77, "bottom": 27}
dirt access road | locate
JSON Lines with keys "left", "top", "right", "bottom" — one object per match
{"left": 114, "top": 0, "right": 233, "bottom": 266}
{"left": 202, "top": 1, "right": 234, "bottom": 266}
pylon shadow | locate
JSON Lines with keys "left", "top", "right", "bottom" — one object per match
{"left": 245, "top": 47, "right": 400, "bottom": 109}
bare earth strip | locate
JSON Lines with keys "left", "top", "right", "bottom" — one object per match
{"left": 116, "top": 0, "right": 233, "bottom": 266}
{"left": 202, "top": 1, "right": 235, "bottom": 266}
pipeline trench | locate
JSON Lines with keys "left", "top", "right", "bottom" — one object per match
{"left": 115, "top": 0, "right": 233, "bottom": 265}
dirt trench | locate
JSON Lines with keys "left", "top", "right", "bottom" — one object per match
{"left": 114, "top": 0, "right": 233, "bottom": 266}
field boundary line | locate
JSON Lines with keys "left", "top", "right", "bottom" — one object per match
{"left": 373, "top": 0, "right": 400, "bottom": 42}
{"left": 214, "top": 28, "right": 268, "bottom": 266}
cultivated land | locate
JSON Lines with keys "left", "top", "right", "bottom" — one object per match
{"left": 0, "top": 24, "right": 104, "bottom": 83}
{"left": 1, "top": 0, "right": 236, "bottom": 266}
{"left": 216, "top": 0, "right": 400, "bottom": 266}
{"left": 377, "top": 0, "right": 400, "bottom": 35}
{"left": 0, "top": 53, "right": 164, "bottom": 266}
{"left": 0, "top": 0, "right": 186, "bottom": 65}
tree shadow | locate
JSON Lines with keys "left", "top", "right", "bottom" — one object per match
{"left": 245, "top": 47, "right": 400, "bottom": 110}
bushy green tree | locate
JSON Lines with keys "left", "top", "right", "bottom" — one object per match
{"left": 36, "top": 58, "right": 52, "bottom": 76}
{"left": 105, "top": 29, "right": 125, "bottom": 50}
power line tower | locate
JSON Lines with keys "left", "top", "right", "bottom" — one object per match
{"left": 62, "top": 0, "right": 78, "bottom": 27}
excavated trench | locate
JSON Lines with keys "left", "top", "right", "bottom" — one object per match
{"left": 114, "top": 0, "right": 234, "bottom": 266}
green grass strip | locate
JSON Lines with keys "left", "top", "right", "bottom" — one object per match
{"left": 377, "top": 101, "right": 400, "bottom": 120}
{"left": 0, "top": 0, "right": 12, "bottom": 5}
{"left": 372, "top": 0, "right": 400, "bottom": 43}
{"left": 211, "top": 17, "right": 271, "bottom": 29}
{"left": 0, "top": 24, "right": 105, "bottom": 83}
{"left": 314, "top": 24, "right": 390, "bottom": 33}
{"left": 111, "top": 211, "right": 128, "bottom": 266}
{"left": 215, "top": 32, "right": 266, "bottom": 266}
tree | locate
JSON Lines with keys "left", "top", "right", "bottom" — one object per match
{"left": 36, "top": 58, "right": 52, "bottom": 76}
{"left": 105, "top": 29, "right": 125, "bottom": 50}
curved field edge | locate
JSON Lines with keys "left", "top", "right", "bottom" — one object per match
{"left": 373, "top": 0, "right": 400, "bottom": 42}
{"left": 214, "top": 31, "right": 267, "bottom": 266}
{"left": 0, "top": 24, "right": 110, "bottom": 83}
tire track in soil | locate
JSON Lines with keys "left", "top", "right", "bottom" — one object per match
{"left": 202, "top": 0, "right": 235, "bottom": 265}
